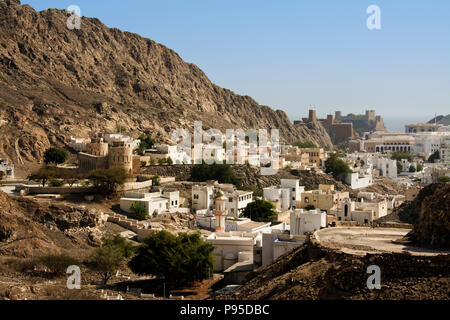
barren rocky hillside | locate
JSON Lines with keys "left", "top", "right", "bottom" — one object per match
{"left": 0, "top": 0, "right": 332, "bottom": 170}
{"left": 142, "top": 165, "right": 352, "bottom": 191}
{"left": 403, "top": 183, "right": 450, "bottom": 248}
{"left": 0, "top": 190, "right": 104, "bottom": 257}
{"left": 216, "top": 241, "right": 450, "bottom": 300}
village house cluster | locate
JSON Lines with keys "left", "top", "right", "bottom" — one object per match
{"left": 2, "top": 116, "right": 449, "bottom": 290}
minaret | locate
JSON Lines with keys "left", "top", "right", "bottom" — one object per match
{"left": 213, "top": 192, "right": 227, "bottom": 232}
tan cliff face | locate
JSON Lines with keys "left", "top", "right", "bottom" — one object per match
{"left": 0, "top": 0, "right": 332, "bottom": 167}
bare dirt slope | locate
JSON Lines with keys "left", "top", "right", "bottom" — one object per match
{"left": 0, "top": 0, "right": 332, "bottom": 170}
{"left": 216, "top": 242, "right": 449, "bottom": 300}
{"left": 0, "top": 190, "right": 105, "bottom": 257}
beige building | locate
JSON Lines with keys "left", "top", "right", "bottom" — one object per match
{"left": 297, "top": 184, "right": 349, "bottom": 212}
{"left": 284, "top": 147, "right": 326, "bottom": 167}
{"left": 207, "top": 231, "right": 254, "bottom": 272}
{"left": 332, "top": 198, "right": 388, "bottom": 225}
{"left": 78, "top": 133, "right": 140, "bottom": 174}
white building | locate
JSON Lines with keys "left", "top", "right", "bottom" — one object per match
{"left": 192, "top": 185, "right": 215, "bottom": 213}
{"left": 104, "top": 133, "right": 141, "bottom": 151}
{"left": 290, "top": 209, "right": 327, "bottom": 236}
{"left": 440, "top": 136, "right": 450, "bottom": 167}
{"left": 196, "top": 214, "right": 271, "bottom": 233}
{"left": 192, "top": 183, "right": 253, "bottom": 217}
{"left": 261, "top": 231, "right": 305, "bottom": 266}
{"left": 399, "top": 159, "right": 417, "bottom": 173}
{"left": 345, "top": 172, "right": 373, "bottom": 189}
{"left": 263, "top": 179, "right": 304, "bottom": 211}
{"left": 207, "top": 231, "right": 255, "bottom": 272}
{"left": 68, "top": 136, "right": 91, "bottom": 152}
{"left": 120, "top": 190, "right": 179, "bottom": 216}
{"left": 412, "top": 133, "right": 447, "bottom": 158}
{"left": 0, "top": 158, "right": 14, "bottom": 180}
{"left": 376, "top": 157, "right": 397, "bottom": 178}
{"left": 333, "top": 198, "right": 388, "bottom": 224}
{"left": 155, "top": 144, "right": 191, "bottom": 164}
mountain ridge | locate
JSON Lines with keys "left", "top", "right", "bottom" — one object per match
{"left": 0, "top": 0, "right": 332, "bottom": 172}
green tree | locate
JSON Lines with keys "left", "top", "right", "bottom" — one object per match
{"left": 130, "top": 202, "right": 149, "bottom": 221}
{"left": 49, "top": 179, "right": 64, "bottom": 187}
{"left": 87, "top": 167, "right": 128, "bottom": 195}
{"left": 242, "top": 199, "right": 277, "bottom": 223}
{"left": 151, "top": 175, "right": 161, "bottom": 186}
{"left": 304, "top": 204, "right": 315, "bottom": 210}
{"left": 129, "top": 231, "right": 214, "bottom": 287}
{"left": 292, "top": 141, "right": 317, "bottom": 148}
{"left": 88, "top": 245, "right": 124, "bottom": 284}
{"left": 101, "top": 234, "right": 135, "bottom": 259}
{"left": 324, "top": 153, "right": 352, "bottom": 180}
{"left": 397, "top": 161, "right": 402, "bottom": 174}
{"left": 28, "top": 166, "right": 58, "bottom": 187}
{"left": 59, "top": 170, "right": 81, "bottom": 187}
{"left": 191, "top": 163, "right": 242, "bottom": 187}
{"left": 438, "top": 176, "right": 450, "bottom": 182}
{"left": 391, "top": 151, "right": 413, "bottom": 162}
{"left": 166, "top": 157, "right": 173, "bottom": 165}
{"left": 37, "top": 254, "right": 79, "bottom": 276}
{"left": 428, "top": 150, "right": 440, "bottom": 163}
{"left": 409, "top": 165, "right": 416, "bottom": 173}
{"left": 157, "top": 158, "right": 166, "bottom": 165}
{"left": 137, "top": 134, "right": 156, "bottom": 155}
{"left": 44, "top": 147, "right": 68, "bottom": 165}
{"left": 416, "top": 163, "right": 423, "bottom": 172}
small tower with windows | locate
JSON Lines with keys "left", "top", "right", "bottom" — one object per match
{"left": 213, "top": 192, "right": 227, "bottom": 232}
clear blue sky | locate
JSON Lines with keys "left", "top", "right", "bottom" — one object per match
{"left": 22, "top": 0, "right": 450, "bottom": 120}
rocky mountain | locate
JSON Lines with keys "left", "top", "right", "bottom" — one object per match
{"left": 428, "top": 114, "right": 450, "bottom": 126}
{"left": 0, "top": 0, "right": 332, "bottom": 171}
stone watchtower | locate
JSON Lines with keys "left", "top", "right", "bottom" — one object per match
{"left": 213, "top": 192, "right": 227, "bottom": 232}
{"left": 308, "top": 109, "right": 317, "bottom": 122}
{"left": 108, "top": 141, "right": 133, "bottom": 173}
{"left": 87, "top": 137, "right": 108, "bottom": 156}
{"left": 365, "top": 110, "right": 376, "bottom": 122}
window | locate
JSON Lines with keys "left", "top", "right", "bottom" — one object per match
{"left": 305, "top": 197, "right": 309, "bottom": 203}
{"left": 292, "top": 188, "right": 295, "bottom": 191}
{"left": 194, "top": 194, "right": 199, "bottom": 200}
{"left": 229, "top": 198, "right": 233, "bottom": 202}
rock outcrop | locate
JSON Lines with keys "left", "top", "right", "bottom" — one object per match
{"left": 141, "top": 165, "right": 351, "bottom": 191}
{"left": 0, "top": 0, "right": 333, "bottom": 169}
{"left": 216, "top": 241, "right": 450, "bottom": 300}
{"left": 404, "top": 183, "right": 450, "bottom": 249}
{"left": 0, "top": 191, "right": 105, "bottom": 257}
